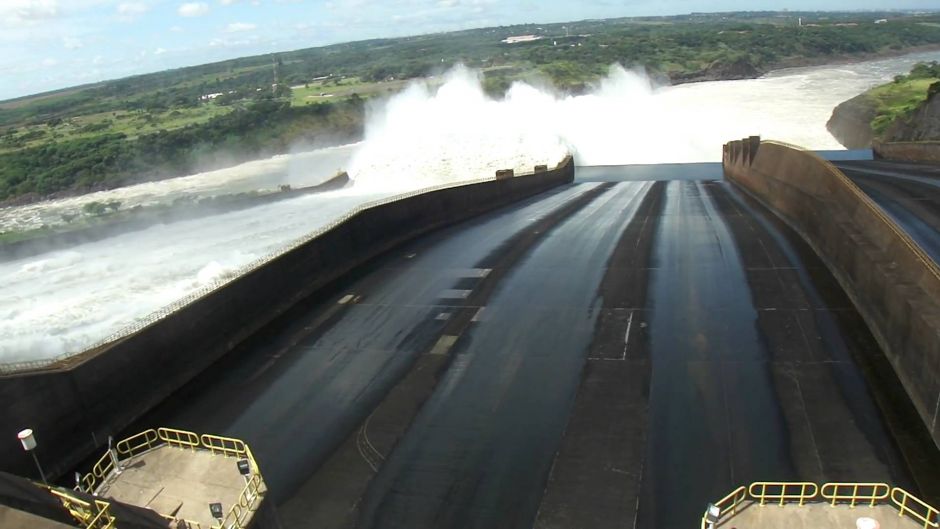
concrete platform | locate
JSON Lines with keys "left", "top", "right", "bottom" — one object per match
{"left": 96, "top": 445, "right": 248, "bottom": 527}
{"left": 719, "top": 501, "right": 925, "bottom": 529}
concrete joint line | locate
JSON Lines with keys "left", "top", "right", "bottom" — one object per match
{"left": 932, "top": 391, "right": 940, "bottom": 434}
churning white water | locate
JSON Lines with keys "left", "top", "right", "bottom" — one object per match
{"left": 2, "top": 50, "right": 939, "bottom": 363}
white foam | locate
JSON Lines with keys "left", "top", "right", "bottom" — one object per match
{"left": 3, "top": 50, "right": 940, "bottom": 364}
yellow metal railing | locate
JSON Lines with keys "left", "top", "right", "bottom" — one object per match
{"left": 158, "top": 427, "right": 201, "bottom": 450}
{"left": 115, "top": 428, "right": 160, "bottom": 457}
{"left": 219, "top": 473, "right": 265, "bottom": 529}
{"left": 821, "top": 482, "right": 890, "bottom": 508}
{"left": 70, "top": 427, "right": 265, "bottom": 529}
{"left": 704, "top": 482, "right": 939, "bottom": 529}
{"left": 700, "top": 486, "right": 746, "bottom": 529}
{"left": 49, "top": 489, "right": 116, "bottom": 529}
{"left": 749, "top": 481, "right": 818, "bottom": 507}
{"left": 201, "top": 432, "right": 248, "bottom": 458}
{"left": 893, "top": 487, "right": 940, "bottom": 529}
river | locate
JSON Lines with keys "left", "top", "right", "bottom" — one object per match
{"left": 2, "top": 49, "right": 938, "bottom": 364}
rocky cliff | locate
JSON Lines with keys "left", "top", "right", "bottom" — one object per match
{"left": 827, "top": 80, "right": 940, "bottom": 148}
{"left": 826, "top": 94, "right": 878, "bottom": 149}
{"left": 669, "top": 57, "right": 763, "bottom": 84}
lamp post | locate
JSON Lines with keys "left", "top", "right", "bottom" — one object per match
{"left": 17, "top": 429, "right": 47, "bottom": 486}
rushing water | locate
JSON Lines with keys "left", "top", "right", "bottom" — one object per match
{"left": 2, "top": 50, "right": 939, "bottom": 363}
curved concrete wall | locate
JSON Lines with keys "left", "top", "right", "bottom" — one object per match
{"left": 0, "top": 157, "right": 575, "bottom": 479}
{"left": 723, "top": 138, "right": 940, "bottom": 449}
{"left": 873, "top": 140, "right": 940, "bottom": 164}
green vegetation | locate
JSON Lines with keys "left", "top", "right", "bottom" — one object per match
{"left": 2, "top": 10, "right": 940, "bottom": 202}
{"left": 0, "top": 98, "right": 363, "bottom": 200}
{"left": 867, "top": 62, "right": 940, "bottom": 135}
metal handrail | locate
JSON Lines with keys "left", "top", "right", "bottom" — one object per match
{"left": 749, "top": 481, "right": 818, "bottom": 507}
{"left": 821, "top": 482, "right": 890, "bottom": 508}
{"left": 49, "top": 489, "right": 116, "bottom": 529}
{"left": 0, "top": 158, "right": 569, "bottom": 374}
{"left": 76, "top": 427, "right": 267, "bottom": 529}
{"left": 705, "top": 482, "right": 940, "bottom": 529}
{"left": 219, "top": 473, "right": 265, "bottom": 529}
{"left": 158, "top": 427, "right": 200, "bottom": 450}
{"left": 200, "top": 433, "right": 247, "bottom": 459}
{"left": 115, "top": 429, "right": 159, "bottom": 457}
{"left": 892, "top": 487, "right": 940, "bottom": 529}
{"left": 86, "top": 501, "right": 116, "bottom": 529}
{"left": 700, "top": 486, "right": 746, "bottom": 529}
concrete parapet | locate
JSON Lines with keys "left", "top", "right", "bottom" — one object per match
{"left": 873, "top": 140, "right": 940, "bottom": 164}
{"left": 0, "top": 156, "right": 575, "bottom": 479}
{"left": 723, "top": 137, "right": 940, "bottom": 449}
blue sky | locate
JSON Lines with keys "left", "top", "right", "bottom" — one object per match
{"left": 1, "top": 0, "right": 938, "bottom": 101}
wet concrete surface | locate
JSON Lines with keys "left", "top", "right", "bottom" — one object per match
{"left": 835, "top": 160, "right": 940, "bottom": 264}
{"left": 635, "top": 181, "right": 917, "bottom": 529}
{"left": 132, "top": 183, "right": 602, "bottom": 501}
{"left": 356, "top": 183, "right": 656, "bottom": 529}
{"left": 131, "top": 166, "right": 936, "bottom": 529}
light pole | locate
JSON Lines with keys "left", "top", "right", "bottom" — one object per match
{"left": 17, "top": 429, "right": 47, "bottom": 486}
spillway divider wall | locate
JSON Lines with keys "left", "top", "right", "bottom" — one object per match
{"left": 723, "top": 137, "right": 940, "bottom": 451}
{"left": 0, "top": 156, "right": 574, "bottom": 479}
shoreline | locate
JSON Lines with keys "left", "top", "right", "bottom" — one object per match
{"left": 667, "top": 43, "right": 940, "bottom": 86}
{"left": 4, "top": 45, "right": 940, "bottom": 212}
{"left": 764, "top": 43, "right": 940, "bottom": 77}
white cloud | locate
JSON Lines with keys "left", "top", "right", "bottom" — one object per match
{"left": 178, "top": 2, "right": 209, "bottom": 17}
{"left": 154, "top": 47, "right": 167, "bottom": 55}
{"left": 225, "top": 22, "right": 256, "bottom": 32}
{"left": 42, "top": 57, "right": 58, "bottom": 67}
{"left": 219, "top": 0, "right": 237, "bottom": 4}
{"left": 0, "top": 0, "right": 60, "bottom": 26}
{"left": 169, "top": 25, "right": 184, "bottom": 32}
{"left": 62, "top": 36, "right": 83, "bottom": 49}
{"left": 117, "top": 2, "right": 149, "bottom": 17}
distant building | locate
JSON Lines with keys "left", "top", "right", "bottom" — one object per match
{"left": 875, "top": 18, "right": 888, "bottom": 24}
{"left": 501, "top": 35, "right": 542, "bottom": 44}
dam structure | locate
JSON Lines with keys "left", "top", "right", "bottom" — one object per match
{"left": 1, "top": 142, "right": 939, "bottom": 529}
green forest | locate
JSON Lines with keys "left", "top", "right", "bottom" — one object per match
{"left": 2, "top": 10, "right": 940, "bottom": 203}
{"left": 868, "top": 62, "right": 940, "bottom": 136}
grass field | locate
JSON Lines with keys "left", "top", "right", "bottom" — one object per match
{"left": 868, "top": 78, "right": 938, "bottom": 135}
{"left": 0, "top": 104, "right": 233, "bottom": 153}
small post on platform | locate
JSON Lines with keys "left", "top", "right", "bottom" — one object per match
{"left": 18, "top": 429, "right": 47, "bottom": 486}
{"left": 108, "top": 436, "right": 123, "bottom": 475}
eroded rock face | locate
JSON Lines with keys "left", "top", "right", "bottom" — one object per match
{"left": 704, "top": 57, "right": 762, "bottom": 80}
{"left": 669, "top": 57, "right": 763, "bottom": 84}
{"left": 883, "top": 82, "right": 940, "bottom": 141}
{"left": 827, "top": 81, "right": 940, "bottom": 148}
{"left": 826, "top": 93, "right": 877, "bottom": 149}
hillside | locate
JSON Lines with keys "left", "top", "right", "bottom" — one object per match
{"left": 3, "top": 10, "right": 940, "bottom": 205}
{"left": 827, "top": 61, "right": 940, "bottom": 148}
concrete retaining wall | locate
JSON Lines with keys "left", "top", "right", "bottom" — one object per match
{"left": 873, "top": 140, "right": 940, "bottom": 164}
{"left": 0, "top": 157, "right": 575, "bottom": 479}
{"left": 723, "top": 138, "right": 940, "bottom": 449}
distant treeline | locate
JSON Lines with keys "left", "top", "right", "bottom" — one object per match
{"left": 4, "top": 12, "right": 940, "bottom": 128}
{"left": 2, "top": 11, "right": 940, "bottom": 203}
{"left": 0, "top": 98, "right": 363, "bottom": 201}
